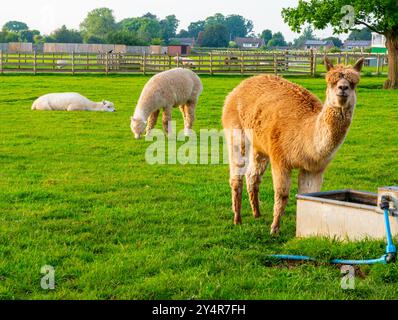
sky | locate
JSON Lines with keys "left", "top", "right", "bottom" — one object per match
{"left": 0, "top": 0, "right": 339, "bottom": 41}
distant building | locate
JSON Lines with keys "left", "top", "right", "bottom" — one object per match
{"left": 234, "top": 37, "right": 265, "bottom": 49}
{"left": 371, "top": 33, "right": 387, "bottom": 54}
{"left": 343, "top": 40, "right": 371, "bottom": 51}
{"left": 167, "top": 45, "right": 192, "bottom": 56}
{"left": 303, "top": 40, "right": 334, "bottom": 50}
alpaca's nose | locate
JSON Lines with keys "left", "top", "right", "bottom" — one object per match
{"left": 338, "top": 85, "right": 349, "bottom": 91}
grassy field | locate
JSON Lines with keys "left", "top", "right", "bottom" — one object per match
{"left": 1, "top": 73, "right": 398, "bottom": 300}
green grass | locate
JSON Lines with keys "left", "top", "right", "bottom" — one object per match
{"left": 1, "top": 73, "right": 398, "bottom": 300}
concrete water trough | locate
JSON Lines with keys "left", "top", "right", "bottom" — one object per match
{"left": 296, "top": 187, "right": 398, "bottom": 241}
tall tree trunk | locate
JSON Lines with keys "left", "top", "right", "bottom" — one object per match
{"left": 384, "top": 31, "right": 398, "bottom": 89}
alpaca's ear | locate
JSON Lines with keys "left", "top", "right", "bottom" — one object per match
{"left": 353, "top": 58, "right": 365, "bottom": 72}
{"left": 324, "top": 57, "right": 334, "bottom": 71}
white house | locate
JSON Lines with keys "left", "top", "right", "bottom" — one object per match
{"left": 371, "top": 33, "right": 387, "bottom": 53}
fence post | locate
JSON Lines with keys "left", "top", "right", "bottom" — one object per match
{"left": 143, "top": 52, "right": 146, "bottom": 75}
{"left": 345, "top": 52, "right": 349, "bottom": 65}
{"left": 273, "top": 53, "right": 277, "bottom": 75}
{"left": 0, "top": 50, "right": 3, "bottom": 74}
{"left": 105, "top": 52, "right": 109, "bottom": 75}
{"left": 72, "top": 51, "right": 75, "bottom": 75}
{"left": 313, "top": 52, "right": 318, "bottom": 76}
{"left": 240, "top": 52, "right": 244, "bottom": 75}
{"left": 210, "top": 52, "right": 213, "bottom": 75}
{"left": 284, "top": 50, "right": 289, "bottom": 72}
{"left": 168, "top": 55, "right": 172, "bottom": 70}
{"left": 310, "top": 49, "right": 315, "bottom": 76}
{"left": 33, "top": 50, "right": 37, "bottom": 75}
{"left": 376, "top": 54, "right": 381, "bottom": 75}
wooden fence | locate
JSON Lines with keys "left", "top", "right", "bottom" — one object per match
{"left": 0, "top": 51, "right": 388, "bottom": 76}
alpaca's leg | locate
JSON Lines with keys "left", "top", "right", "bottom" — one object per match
{"left": 270, "top": 165, "right": 292, "bottom": 235}
{"left": 67, "top": 105, "right": 81, "bottom": 111}
{"left": 298, "top": 170, "right": 324, "bottom": 194}
{"left": 183, "top": 101, "right": 196, "bottom": 136}
{"left": 179, "top": 106, "right": 187, "bottom": 125}
{"left": 245, "top": 152, "right": 269, "bottom": 219}
{"left": 162, "top": 108, "right": 172, "bottom": 136}
{"left": 146, "top": 110, "right": 160, "bottom": 136}
{"left": 231, "top": 175, "right": 244, "bottom": 225}
{"left": 225, "top": 128, "right": 247, "bottom": 225}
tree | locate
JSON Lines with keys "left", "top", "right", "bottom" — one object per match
{"left": 188, "top": 21, "right": 205, "bottom": 39}
{"left": 282, "top": 0, "right": 398, "bottom": 89}
{"left": 347, "top": 27, "right": 372, "bottom": 40}
{"left": 3, "top": 21, "right": 28, "bottom": 33}
{"left": 0, "top": 31, "right": 19, "bottom": 42}
{"left": 80, "top": 8, "right": 116, "bottom": 40}
{"left": 177, "top": 29, "right": 190, "bottom": 38}
{"left": 85, "top": 35, "right": 105, "bottom": 44}
{"left": 267, "top": 32, "right": 287, "bottom": 47}
{"left": 323, "top": 36, "right": 343, "bottom": 47}
{"left": 201, "top": 24, "right": 229, "bottom": 47}
{"left": 261, "top": 29, "right": 273, "bottom": 45}
{"left": 119, "top": 17, "right": 161, "bottom": 43}
{"left": 51, "top": 25, "right": 83, "bottom": 43}
{"left": 18, "top": 30, "right": 34, "bottom": 42}
{"left": 142, "top": 12, "right": 158, "bottom": 20}
{"left": 225, "top": 14, "right": 254, "bottom": 39}
{"left": 205, "top": 13, "right": 226, "bottom": 27}
{"left": 293, "top": 26, "right": 318, "bottom": 48}
{"left": 106, "top": 30, "right": 143, "bottom": 46}
{"left": 160, "top": 15, "right": 179, "bottom": 43}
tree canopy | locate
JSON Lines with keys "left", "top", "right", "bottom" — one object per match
{"left": 268, "top": 32, "right": 287, "bottom": 47}
{"left": 3, "top": 21, "right": 28, "bottom": 33}
{"left": 282, "top": 0, "right": 398, "bottom": 88}
{"left": 80, "top": 8, "right": 116, "bottom": 40}
{"left": 347, "top": 27, "right": 372, "bottom": 40}
{"left": 201, "top": 24, "right": 229, "bottom": 47}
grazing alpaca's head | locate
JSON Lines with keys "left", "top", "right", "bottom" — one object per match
{"left": 324, "top": 57, "right": 364, "bottom": 109}
{"left": 131, "top": 117, "right": 147, "bottom": 139}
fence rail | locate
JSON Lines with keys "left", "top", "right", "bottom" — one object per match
{"left": 0, "top": 51, "right": 388, "bottom": 76}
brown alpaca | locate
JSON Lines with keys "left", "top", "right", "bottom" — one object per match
{"left": 222, "top": 58, "right": 364, "bottom": 235}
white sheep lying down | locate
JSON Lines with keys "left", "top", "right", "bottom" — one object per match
{"left": 32, "top": 93, "right": 115, "bottom": 112}
{"left": 131, "top": 68, "right": 203, "bottom": 139}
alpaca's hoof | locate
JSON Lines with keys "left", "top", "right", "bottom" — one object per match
{"left": 184, "top": 129, "right": 194, "bottom": 137}
{"left": 234, "top": 216, "right": 242, "bottom": 225}
{"left": 270, "top": 224, "right": 280, "bottom": 235}
{"left": 253, "top": 212, "right": 261, "bottom": 219}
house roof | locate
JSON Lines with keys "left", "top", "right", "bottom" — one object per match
{"left": 304, "top": 40, "right": 334, "bottom": 46}
{"left": 169, "top": 38, "right": 195, "bottom": 46}
{"left": 234, "top": 37, "right": 265, "bottom": 46}
{"left": 344, "top": 40, "right": 372, "bottom": 47}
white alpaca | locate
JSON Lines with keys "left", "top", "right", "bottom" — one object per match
{"left": 131, "top": 68, "right": 203, "bottom": 139}
{"left": 174, "top": 57, "right": 196, "bottom": 68}
{"left": 32, "top": 93, "right": 116, "bottom": 112}
{"left": 56, "top": 60, "right": 68, "bottom": 69}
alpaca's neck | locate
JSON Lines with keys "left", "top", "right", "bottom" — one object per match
{"left": 313, "top": 100, "right": 354, "bottom": 159}
{"left": 133, "top": 103, "right": 150, "bottom": 123}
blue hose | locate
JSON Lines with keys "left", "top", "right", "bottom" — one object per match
{"left": 268, "top": 207, "right": 396, "bottom": 266}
